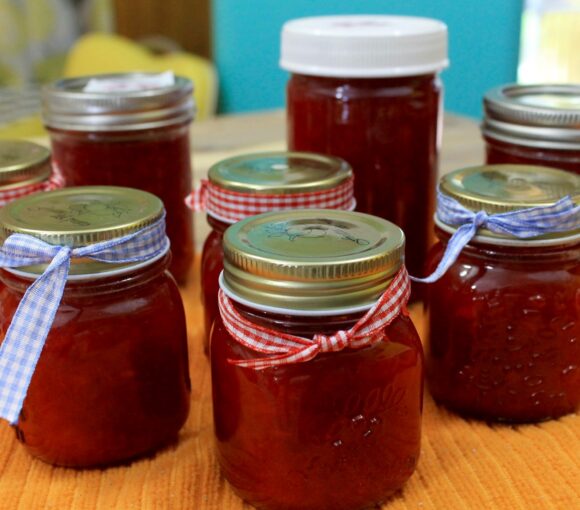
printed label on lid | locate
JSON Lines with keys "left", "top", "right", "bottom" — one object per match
{"left": 229, "top": 210, "right": 403, "bottom": 264}
{"left": 83, "top": 71, "right": 175, "bottom": 93}
{"left": 264, "top": 221, "right": 371, "bottom": 250}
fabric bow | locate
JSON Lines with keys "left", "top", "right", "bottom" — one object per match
{"left": 412, "top": 191, "right": 580, "bottom": 284}
{"left": 0, "top": 218, "right": 169, "bottom": 424}
{"left": 218, "top": 266, "right": 410, "bottom": 370}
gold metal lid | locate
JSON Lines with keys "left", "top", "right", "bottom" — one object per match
{"left": 0, "top": 186, "right": 164, "bottom": 275}
{"left": 222, "top": 209, "right": 405, "bottom": 312}
{"left": 208, "top": 151, "right": 352, "bottom": 193}
{"left": 439, "top": 164, "right": 580, "bottom": 240}
{"left": 0, "top": 140, "right": 51, "bottom": 188}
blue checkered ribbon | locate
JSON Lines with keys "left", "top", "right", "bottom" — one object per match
{"left": 0, "top": 217, "right": 169, "bottom": 424}
{"left": 411, "top": 191, "right": 580, "bottom": 284}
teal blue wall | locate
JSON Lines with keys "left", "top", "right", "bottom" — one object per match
{"left": 213, "top": 1, "right": 523, "bottom": 118}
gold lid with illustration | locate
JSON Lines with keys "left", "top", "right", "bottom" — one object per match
{"left": 438, "top": 164, "right": 579, "bottom": 240}
{"left": 208, "top": 151, "right": 353, "bottom": 194}
{"left": 222, "top": 209, "right": 404, "bottom": 312}
{"left": 0, "top": 186, "right": 164, "bottom": 275}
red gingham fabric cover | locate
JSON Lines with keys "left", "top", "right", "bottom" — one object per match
{"left": 186, "top": 177, "right": 355, "bottom": 223}
{"left": 0, "top": 171, "right": 65, "bottom": 207}
{"left": 218, "top": 266, "right": 411, "bottom": 369}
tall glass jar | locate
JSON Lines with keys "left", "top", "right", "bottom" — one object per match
{"left": 211, "top": 210, "right": 423, "bottom": 510}
{"left": 483, "top": 84, "right": 580, "bottom": 174}
{"left": 0, "top": 140, "right": 54, "bottom": 207}
{"left": 42, "top": 73, "right": 195, "bottom": 283}
{"left": 424, "top": 165, "right": 579, "bottom": 423}
{"left": 282, "top": 15, "right": 448, "bottom": 284}
{"left": 0, "top": 186, "right": 190, "bottom": 467}
{"left": 200, "top": 151, "right": 355, "bottom": 351}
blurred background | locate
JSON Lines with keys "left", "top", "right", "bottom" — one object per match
{"left": 0, "top": 0, "right": 579, "bottom": 136}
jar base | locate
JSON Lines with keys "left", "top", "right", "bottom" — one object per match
{"left": 431, "top": 396, "right": 578, "bottom": 424}
{"left": 229, "top": 482, "right": 400, "bottom": 510}
{"left": 21, "top": 431, "right": 182, "bottom": 469}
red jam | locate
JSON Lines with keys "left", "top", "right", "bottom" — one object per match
{"left": 485, "top": 136, "right": 580, "bottom": 175}
{"left": 211, "top": 304, "right": 423, "bottom": 510}
{"left": 201, "top": 216, "right": 228, "bottom": 350}
{"left": 425, "top": 228, "right": 580, "bottom": 423}
{"left": 0, "top": 255, "right": 191, "bottom": 467}
{"left": 287, "top": 73, "right": 441, "bottom": 282}
{"left": 48, "top": 125, "right": 194, "bottom": 283}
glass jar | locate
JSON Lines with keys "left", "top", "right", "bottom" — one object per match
{"left": 200, "top": 152, "right": 355, "bottom": 352}
{"left": 42, "top": 73, "right": 195, "bottom": 283}
{"left": 0, "top": 186, "right": 190, "bottom": 467}
{"left": 201, "top": 215, "right": 228, "bottom": 349}
{"left": 483, "top": 84, "right": 580, "bottom": 174}
{"left": 0, "top": 140, "right": 55, "bottom": 207}
{"left": 424, "top": 165, "right": 580, "bottom": 423}
{"left": 211, "top": 209, "right": 423, "bottom": 510}
{"left": 282, "top": 15, "right": 448, "bottom": 283}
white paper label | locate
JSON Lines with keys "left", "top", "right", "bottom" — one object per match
{"left": 83, "top": 71, "right": 175, "bottom": 93}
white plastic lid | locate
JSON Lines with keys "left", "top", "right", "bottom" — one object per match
{"left": 280, "top": 15, "right": 449, "bottom": 78}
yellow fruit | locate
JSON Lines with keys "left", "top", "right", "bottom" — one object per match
{"left": 64, "top": 33, "right": 217, "bottom": 120}
{"left": 0, "top": 115, "right": 45, "bottom": 139}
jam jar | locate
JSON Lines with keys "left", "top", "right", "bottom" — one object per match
{"left": 0, "top": 186, "right": 190, "bottom": 467}
{"left": 42, "top": 72, "right": 195, "bottom": 283}
{"left": 0, "top": 140, "right": 56, "bottom": 207}
{"left": 483, "top": 84, "right": 580, "bottom": 174}
{"left": 211, "top": 210, "right": 423, "bottom": 510}
{"left": 282, "top": 15, "right": 448, "bottom": 282}
{"left": 200, "top": 151, "right": 355, "bottom": 351}
{"left": 424, "top": 165, "right": 579, "bottom": 423}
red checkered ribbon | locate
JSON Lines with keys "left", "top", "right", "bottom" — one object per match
{"left": 0, "top": 171, "right": 65, "bottom": 207}
{"left": 185, "top": 177, "right": 356, "bottom": 223}
{"left": 218, "top": 266, "right": 411, "bottom": 369}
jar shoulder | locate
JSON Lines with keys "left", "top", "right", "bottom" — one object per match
{"left": 0, "top": 268, "right": 185, "bottom": 331}
{"left": 211, "top": 312, "right": 423, "bottom": 380}
{"left": 287, "top": 73, "right": 441, "bottom": 100}
{"left": 427, "top": 240, "right": 580, "bottom": 285}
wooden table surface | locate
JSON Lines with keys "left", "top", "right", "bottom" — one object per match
{"left": 1, "top": 111, "right": 578, "bottom": 510}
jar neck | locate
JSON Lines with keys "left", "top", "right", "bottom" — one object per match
{"left": 230, "top": 299, "right": 365, "bottom": 338}
{"left": 206, "top": 214, "right": 232, "bottom": 234}
{"left": 435, "top": 226, "right": 580, "bottom": 262}
{"left": 0, "top": 253, "right": 172, "bottom": 296}
{"left": 291, "top": 72, "right": 437, "bottom": 86}
{"left": 483, "top": 127, "right": 580, "bottom": 153}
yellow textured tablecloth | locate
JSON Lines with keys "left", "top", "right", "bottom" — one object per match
{"left": 0, "top": 258, "right": 578, "bottom": 510}
{"left": 3, "top": 112, "right": 578, "bottom": 509}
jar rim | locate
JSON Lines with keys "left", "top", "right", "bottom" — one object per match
{"left": 482, "top": 120, "right": 580, "bottom": 150}
{"left": 219, "top": 272, "right": 374, "bottom": 316}
{"left": 3, "top": 245, "right": 169, "bottom": 280}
